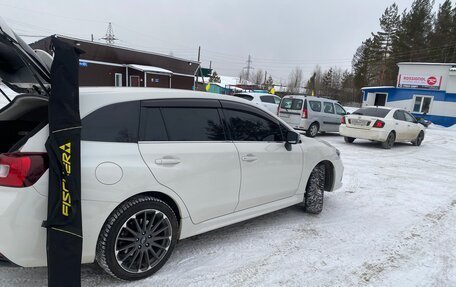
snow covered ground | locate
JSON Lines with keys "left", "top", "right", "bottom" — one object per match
{"left": 1, "top": 127, "right": 455, "bottom": 287}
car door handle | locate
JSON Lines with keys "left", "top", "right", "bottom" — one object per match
{"left": 155, "top": 158, "right": 181, "bottom": 165}
{"left": 242, "top": 154, "right": 258, "bottom": 162}
{"left": 396, "top": 123, "right": 399, "bottom": 125}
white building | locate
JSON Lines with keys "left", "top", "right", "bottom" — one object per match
{"left": 362, "top": 62, "right": 456, "bottom": 127}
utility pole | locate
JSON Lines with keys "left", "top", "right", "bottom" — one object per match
{"left": 197, "top": 46, "right": 201, "bottom": 62}
{"left": 209, "top": 61, "right": 212, "bottom": 69}
{"left": 101, "top": 22, "right": 118, "bottom": 45}
{"left": 245, "top": 55, "right": 252, "bottom": 82}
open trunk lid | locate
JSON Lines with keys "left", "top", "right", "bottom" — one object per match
{"left": 0, "top": 17, "right": 51, "bottom": 96}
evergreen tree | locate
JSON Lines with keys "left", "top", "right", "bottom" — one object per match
{"left": 428, "top": 0, "right": 454, "bottom": 62}
{"left": 376, "top": 4, "right": 400, "bottom": 85}
{"left": 265, "top": 75, "right": 274, "bottom": 90}
{"left": 394, "top": 0, "right": 434, "bottom": 62}
{"left": 209, "top": 71, "right": 221, "bottom": 83}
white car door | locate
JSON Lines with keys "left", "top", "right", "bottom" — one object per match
{"left": 138, "top": 100, "right": 241, "bottom": 224}
{"left": 221, "top": 101, "right": 303, "bottom": 211}
{"left": 392, "top": 110, "right": 409, "bottom": 141}
{"left": 404, "top": 111, "right": 422, "bottom": 141}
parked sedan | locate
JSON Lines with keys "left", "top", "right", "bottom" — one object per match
{"left": 339, "top": 106, "right": 425, "bottom": 149}
{"left": 233, "top": 92, "right": 281, "bottom": 114}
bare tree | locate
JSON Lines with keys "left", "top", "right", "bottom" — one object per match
{"left": 252, "top": 69, "right": 265, "bottom": 85}
{"left": 287, "top": 67, "right": 303, "bottom": 93}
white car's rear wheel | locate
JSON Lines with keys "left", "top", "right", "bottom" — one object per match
{"left": 381, "top": 132, "right": 396, "bottom": 149}
{"left": 344, "top": 137, "right": 355, "bottom": 143}
{"left": 96, "top": 196, "right": 178, "bottom": 281}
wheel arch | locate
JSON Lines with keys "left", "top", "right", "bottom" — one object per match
{"left": 319, "top": 160, "right": 334, "bottom": 191}
{"left": 138, "top": 191, "right": 182, "bottom": 224}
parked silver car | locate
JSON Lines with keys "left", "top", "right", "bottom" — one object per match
{"left": 278, "top": 95, "right": 347, "bottom": 137}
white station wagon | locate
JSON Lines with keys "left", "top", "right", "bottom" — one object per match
{"left": 0, "top": 20, "right": 343, "bottom": 281}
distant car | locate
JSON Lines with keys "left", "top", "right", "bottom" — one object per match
{"left": 278, "top": 95, "right": 347, "bottom": 137}
{"left": 339, "top": 106, "right": 425, "bottom": 149}
{"left": 233, "top": 92, "right": 281, "bottom": 114}
{"left": 415, "top": 116, "right": 432, "bottom": 127}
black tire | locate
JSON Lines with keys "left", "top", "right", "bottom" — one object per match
{"left": 96, "top": 196, "right": 178, "bottom": 281}
{"left": 302, "top": 163, "right": 325, "bottom": 214}
{"left": 306, "top": 122, "right": 319, "bottom": 138}
{"left": 344, "top": 137, "right": 355, "bottom": 143}
{"left": 381, "top": 132, "right": 396, "bottom": 149}
{"left": 412, "top": 131, "right": 424, "bottom": 146}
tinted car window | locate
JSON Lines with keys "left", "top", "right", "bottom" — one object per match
{"left": 393, "top": 110, "right": 406, "bottom": 121}
{"left": 225, "top": 109, "right": 283, "bottom": 142}
{"left": 352, "top": 107, "right": 390, "bottom": 118}
{"left": 309, "top": 100, "right": 321, "bottom": 112}
{"left": 280, "top": 98, "right": 303, "bottom": 110}
{"left": 140, "top": 107, "right": 168, "bottom": 141}
{"left": 260, "top": 96, "right": 276, "bottom": 103}
{"left": 335, "top": 104, "right": 346, "bottom": 115}
{"left": 160, "top": 108, "right": 226, "bottom": 141}
{"left": 82, "top": 101, "right": 140, "bottom": 143}
{"left": 233, "top": 94, "right": 254, "bottom": 101}
{"left": 323, "top": 102, "right": 335, "bottom": 114}
{"left": 404, "top": 111, "right": 416, "bottom": 123}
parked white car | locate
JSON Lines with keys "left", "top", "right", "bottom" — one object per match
{"left": 0, "top": 18, "right": 344, "bottom": 281}
{"left": 278, "top": 95, "right": 347, "bottom": 137}
{"left": 233, "top": 92, "right": 281, "bottom": 114}
{"left": 339, "top": 106, "right": 425, "bottom": 149}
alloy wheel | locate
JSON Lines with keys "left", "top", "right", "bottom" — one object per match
{"left": 115, "top": 209, "right": 172, "bottom": 274}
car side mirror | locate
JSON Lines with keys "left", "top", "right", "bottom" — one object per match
{"left": 285, "top": 131, "right": 299, "bottom": 151}
{"left": 286, "top": 131, "right": 300, "bottom": 145}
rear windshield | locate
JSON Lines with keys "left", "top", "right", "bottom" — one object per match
{"left": 352, "top": 107, "right": 390, "bottom": 118}
{"left": 233, "top": 94, "right": 253, "bottom": 101}
{"left": 280, "top": 98, "right": 303, "bottom": 110}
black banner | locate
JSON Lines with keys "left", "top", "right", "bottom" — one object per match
{"left": 42, "top": 37, "right": 83, "bottom": 287}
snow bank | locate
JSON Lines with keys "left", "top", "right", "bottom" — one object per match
{"left": 428, "top": 123, "right": 456, "bottom": 131}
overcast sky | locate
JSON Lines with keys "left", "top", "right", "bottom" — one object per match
{"left": 0, "top": 0, "right": 447, "bottom": 82}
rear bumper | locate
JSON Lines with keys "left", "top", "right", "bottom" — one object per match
{"left": 339, "top": 125, "right": 389, "bottom": 142}
{"left": 0, "top": 184, "right": 119, "bottom": 267}
{"left": 0, "top": 187, "right": 47, "bottom": 267}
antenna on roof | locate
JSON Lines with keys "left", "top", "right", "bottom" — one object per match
{"left": 101, "top": 22, "right": 118, "bottom": 45}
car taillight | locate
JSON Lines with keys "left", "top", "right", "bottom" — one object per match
{"left": 341, "top": 116, "right": 346, "bottom": 124}
{"left": 0, "top": 153, "right": 48, "bottom": 188}
{"left": 302, "top": 108, "right": 308, "bottom": 119}
{"left": 373, "top": 120, "right": 385, "bottom": 128}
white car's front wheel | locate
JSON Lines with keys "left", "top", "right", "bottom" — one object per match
{"left": 412, "top": 131, "right": 424, "bottom": 146}
{"left": 301, "top": 163, "right": 325, "bottom": 214}
{"left": 381, "top": 132, "right": 396, "bottom": 149}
